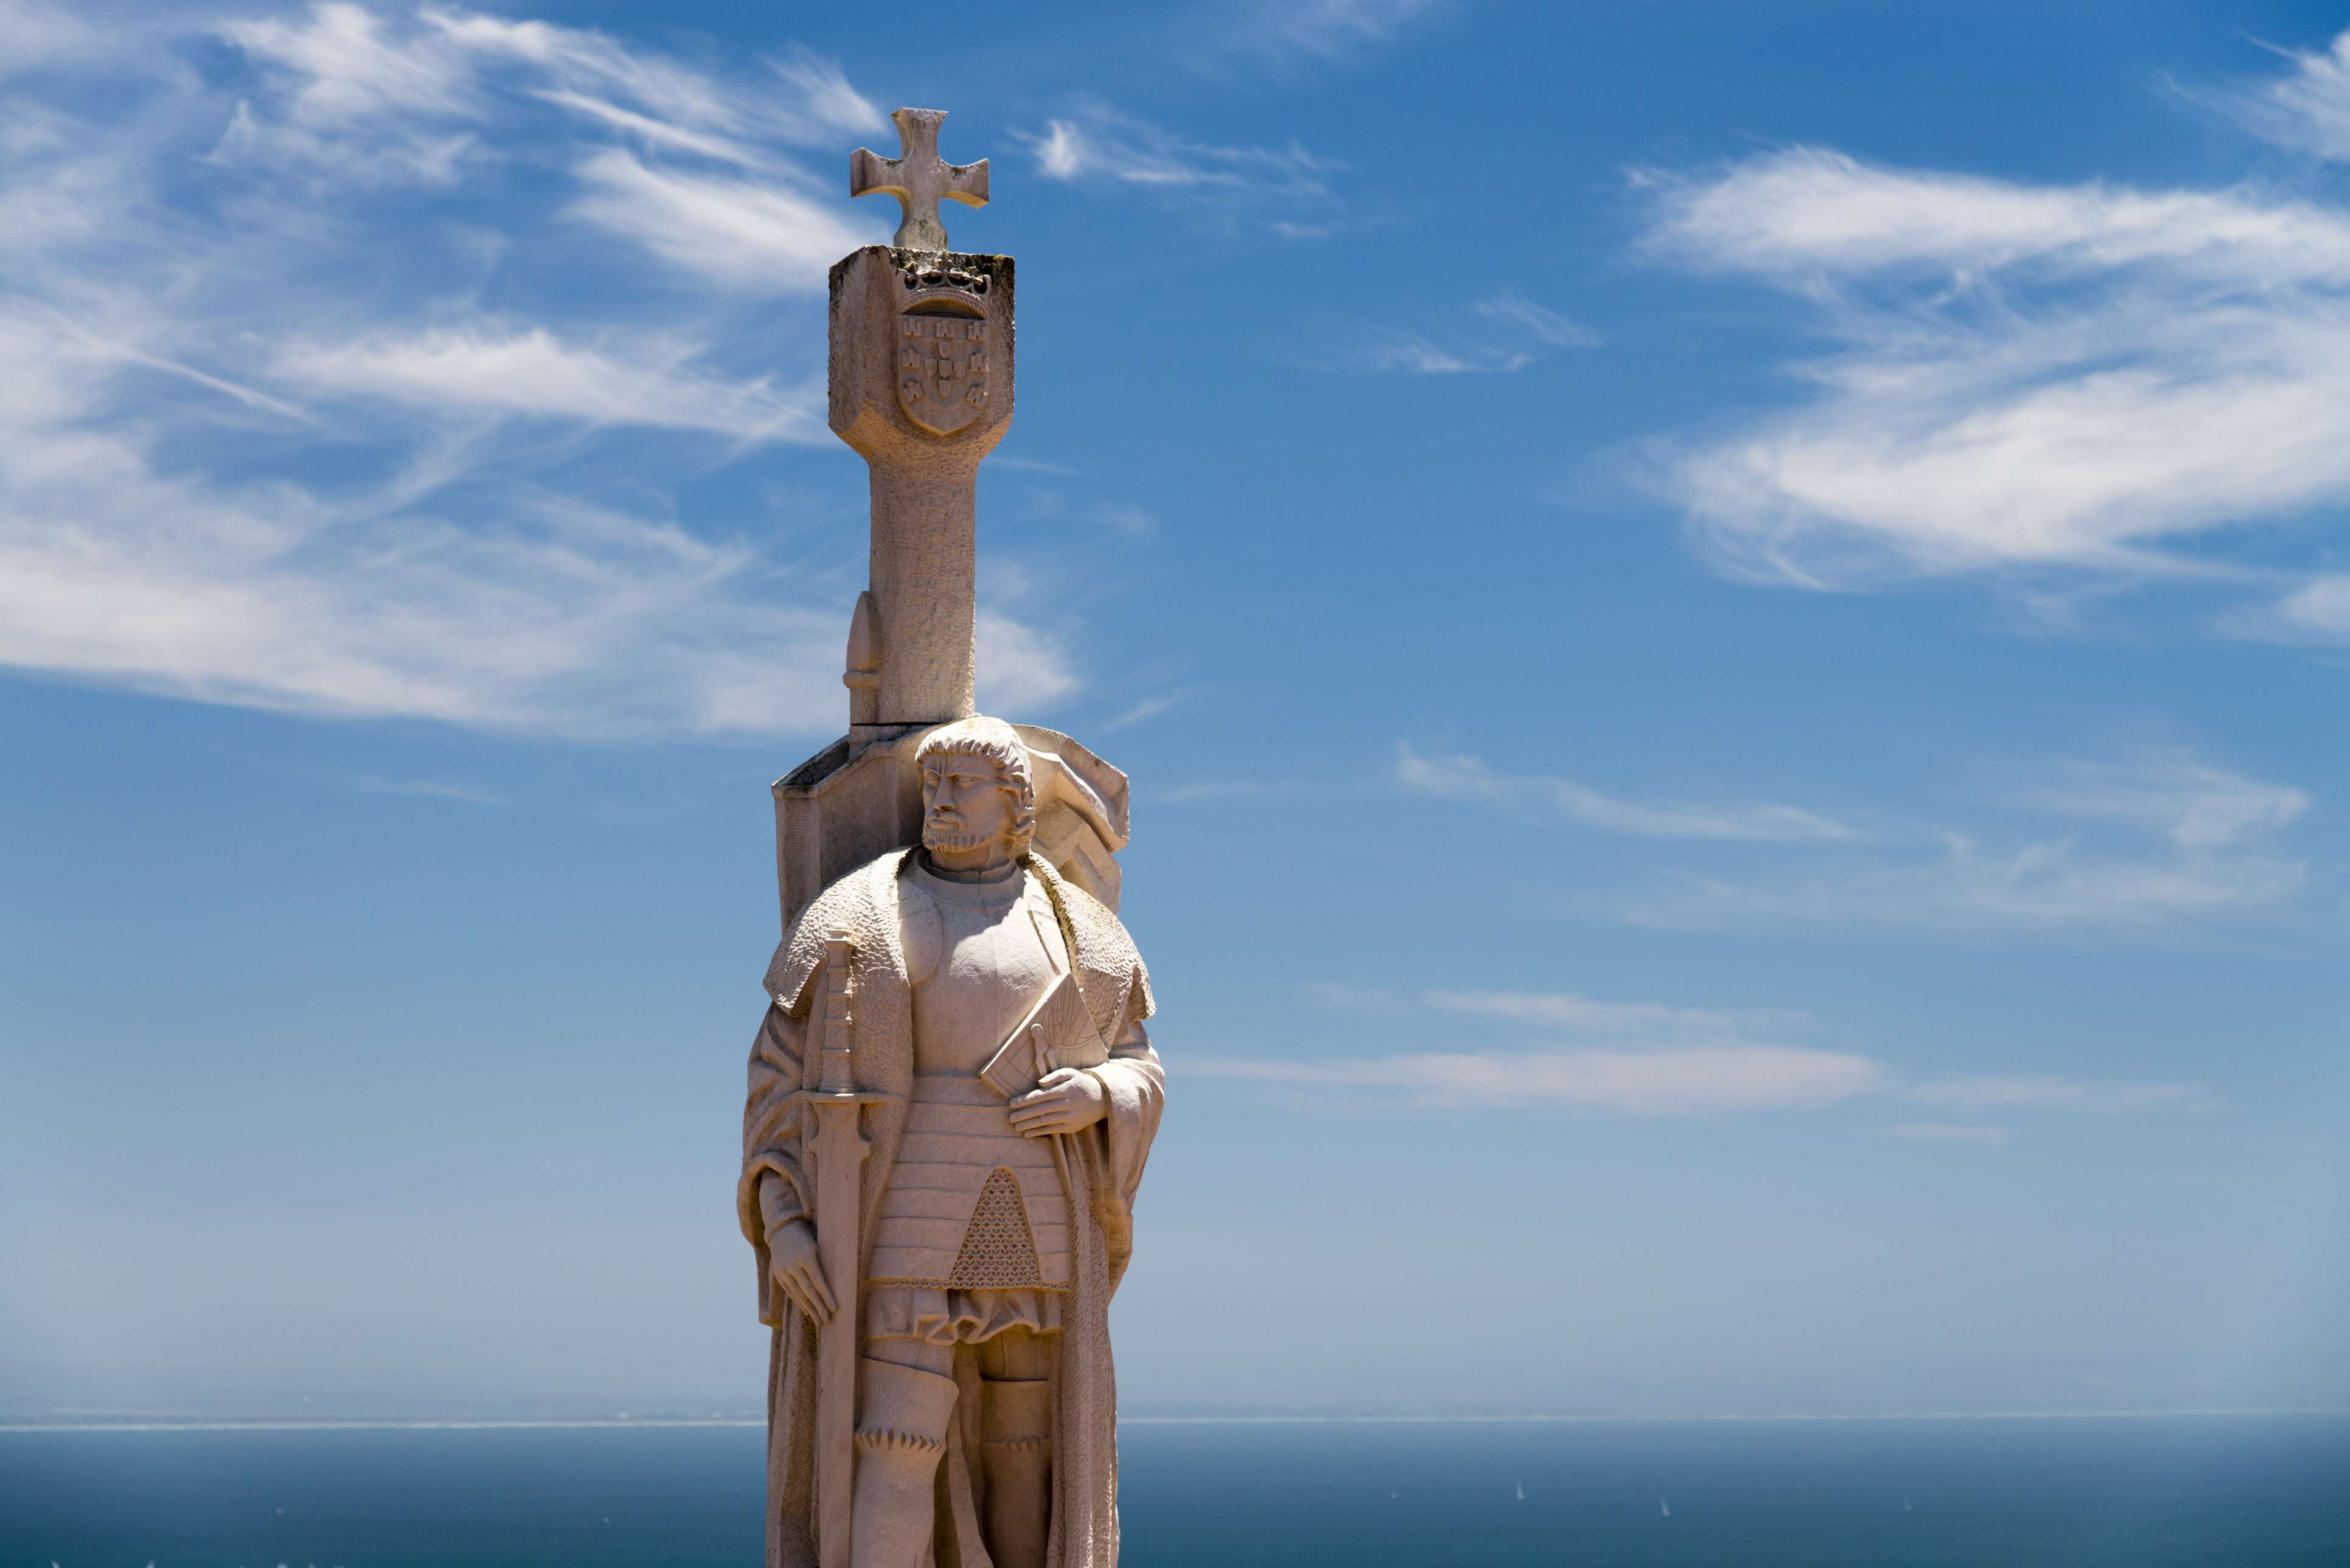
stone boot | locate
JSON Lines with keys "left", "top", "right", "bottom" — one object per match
{"left": 850, "top": 1355, "right": 959, "bottom": 1568}
{"left": 978, "top": 1375, "right": 1052, "bottom": 1568}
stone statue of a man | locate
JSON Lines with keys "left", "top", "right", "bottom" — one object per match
{"left": 739, "top": 715, "right": 1165, "bottom": 1568}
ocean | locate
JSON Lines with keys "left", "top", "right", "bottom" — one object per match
{"left": 4, "top": 1415, "right": 2346, "bottom": 1567}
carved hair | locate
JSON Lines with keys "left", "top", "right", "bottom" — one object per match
{"left": 914, "top": 715, "right": 1036, "bottom": 856}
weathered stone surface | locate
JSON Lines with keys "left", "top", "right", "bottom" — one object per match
{"left": 827, "top": 245, "right": 1013, "bottom": 726}
{"left": 740, "top": 109, "right": 1158, "bottom": 1568}
{"left": 849, "top": 108, "right": 988, "bottom": 252}
{"left": 745, "top": 720, "right": 1161, "bottom": 1568}
{"left": 771, "top": 721, "right": 1128, "bottom": 934}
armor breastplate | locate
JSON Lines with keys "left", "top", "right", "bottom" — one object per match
{"left": 868, "top": 862, "right": 1071, "bottom": 1289}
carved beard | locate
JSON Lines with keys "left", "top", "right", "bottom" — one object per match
{"left": 922, "top": 820, "right": 999, "bottom": 853}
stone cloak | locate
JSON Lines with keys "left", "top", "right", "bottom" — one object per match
{"left": 739, "top": 847, "right": 1162, "bottom": 1568}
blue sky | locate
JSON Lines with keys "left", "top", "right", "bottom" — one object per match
{"left": 4, "top": 0, "right": 2349, "bottom": 1420}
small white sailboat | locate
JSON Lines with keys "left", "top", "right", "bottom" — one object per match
{"left": 1660, "top": 1498, "right": 1672, "bottom": 1518}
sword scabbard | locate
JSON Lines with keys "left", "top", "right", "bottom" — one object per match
{"left": 810, "top": 928, "right": 867, "bottom": 1568}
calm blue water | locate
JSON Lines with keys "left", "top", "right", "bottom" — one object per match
{"left": 4, "top": 1417, "right": 2347, "bottom": 1567}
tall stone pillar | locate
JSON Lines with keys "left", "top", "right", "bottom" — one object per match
{"left": 827, "top": 246, "right": 1015, "bottom": 727}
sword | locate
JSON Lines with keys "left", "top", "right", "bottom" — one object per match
{"left": 805, "top": 926, "right": 881, "bottom": 1568}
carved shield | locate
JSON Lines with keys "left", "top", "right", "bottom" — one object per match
{"left": 895, "top": 314, "right": 990, "bottom": 437}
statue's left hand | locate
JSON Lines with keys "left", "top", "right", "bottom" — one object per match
{"left": 1009, "top": 1067, "right": 1107, "bottom": 1137}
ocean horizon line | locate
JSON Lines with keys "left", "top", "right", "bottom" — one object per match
{"left": 5, "top": 1407, "right": 2346, "bottom": 1435}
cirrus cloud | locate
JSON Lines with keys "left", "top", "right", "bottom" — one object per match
{"left": 1215, "top": 985, "right": 2217, "bottom": 1123}
{"left": 1633, "top": 33, "right": 2350, "bottom": 637}
{"left": 1191, "top": 1042, "right": 1887, "bottom": 1116}
{"left": 1397, "top": 742, "right": 1859, "bottom": 843}
{"left": 0, "top": 4, "right": 1077, "bottom": 740}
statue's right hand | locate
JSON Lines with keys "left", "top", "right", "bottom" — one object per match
{"left": 767, "top": 1218, "right": 836, "bottom": 1325}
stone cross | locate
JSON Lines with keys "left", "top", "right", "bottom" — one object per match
{"left": 850, "top": 108, "right": 990, "bottom": 251}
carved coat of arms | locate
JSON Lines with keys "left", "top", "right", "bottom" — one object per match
{"left": 897, "top": 315, "right": 989, "bottom": 437}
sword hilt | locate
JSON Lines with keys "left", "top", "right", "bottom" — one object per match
{"left": 816, "top": 927, "right": 858, "bottom": 1096}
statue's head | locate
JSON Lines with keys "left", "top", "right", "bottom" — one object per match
{"left": 915, "top": 715, "right": 1035, "bottom": 866}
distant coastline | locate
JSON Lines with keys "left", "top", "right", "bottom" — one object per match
{"left": 7, "top": 1407, "right": 2346, "bottom": 1434}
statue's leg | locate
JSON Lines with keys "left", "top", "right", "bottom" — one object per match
{"left": 852, "top": 1339, "right": 958, "bottom": 1568}
{"left": 976, "top": 1327, "right": 1055, "bottom": 1568}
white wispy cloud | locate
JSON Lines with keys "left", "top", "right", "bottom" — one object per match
{"left": 766, "top": 49, "right": 886, "bottom": 139}
{"left": 1406, "top": 732, "right": 2314, "bottom": 935}
{"left": 217, "top": 4, "right": 886, "bottom": 277}
{"left": 1190, "top": 1043, "right": 1887, "bottom": 1115}
{"left": 0, "top": 483, "right": 839, "bottom": 737}
{"left": 1009, "top": 488, "right": 1160, "bottom": 537}
{"left": 1644, "top": 148, "right": 2350, "bottom": 589}
{"left": 1886, "top": 1121, "right": 2012, "bottom": 1145}
{"left": 1259, "top": 988, "right": 2217, "bottom": 1121}
{"left": 212, "top": 91, "right": 483, "bottom": 187}
{"left": 530, "top": 88, "right": 761, "bottom": 166}
{"left": 0, "top": 0, "right": 102, "bottom": 74}
{"left": 1422, "top": 988, "right": 1771, "bottom": 1038}
{"left": 0, "top": 312, "right": 843, "bottom": 737}
{"left": 1631, "top": 751, "right": 2313, "bottom": 934}
{"left": 1472, "top": 291, "right": 1600, "bottom": 349}
{"left": 225, "top": 2, "right": 480, "bottom": 126}
{"left": 1015, "top": 103, "right": 1335, "bottom": 233}
{"left": 2248, "top": 572, "right": 2350, "bottom": 641}
{"left": 1290, "top": 983, "right": 1865, "bottom": 1119}
{"left": 989, "top": 456, "right": 1088, "bottom": 477}
{"left": 1634, "top": 37, "right": 2350, "bottom": 628}
{"left": 1342, "top": 330, "right": 1507, "bottom": 375}
{"left": 1397, "top": 743, "right": 1858, "bottom": 842}
{"left": 275, "top": 325, "right": 821, "bottom": 439}
{"left": 43, "top": 310, "right": 318, "bottom": 423}
{"left": 1092, "top": 502, "right": 1159, "bottom": 536}
{"left": 568, "top": 148, "right": 878, "bottom": 292}
{"left": 1911, "top": 1076, "right": 2209, "bottom": 1114}
{"left": 1104, "top": 690, "right": 1187, "bottom": 730}
{"left": 0, "top": 7, "right": 1079, "bottom": 738}
{"left": 1155, "top": 779, "right": 1307, "bottom": 805}
{"left": 2210, "top": 31, "right": 2350, "bottom": 163}
{"left": 1218, "top": 0, "right": 1447, "bottom": 62}
{"left": 228, "top": 4, "right": 880, "bottom": 154}
{"left": 353, "top": 773, "right": 509, "bottom": 805}
{"left": 1993, "top": 753, "right": 2307, "bottom": 850}
{"left": 1653, "top": 833, "right": 2307, "bottom": 933}
{"left": 977, "top": 611, "right": 1083, "bottom": 714}
{"left": 425, "top": 5, "right": 748, "bottom": 132}
{"left": 1644, "top": 147, "right": 2350, "bottom": 282}
{"left": 1337, "top": 291, "right": 1597, "bottom": 375}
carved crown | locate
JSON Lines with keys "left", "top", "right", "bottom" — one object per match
{"left": 897, "top": 261, "right": 990, "bottom": 316}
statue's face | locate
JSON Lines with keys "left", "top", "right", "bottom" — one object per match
{"left": 920, "top": 749, "right": 1015, "bottom": 856}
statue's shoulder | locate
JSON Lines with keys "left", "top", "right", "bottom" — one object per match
{"left": 1031, "top": 857, "right": 1153, "bottom": 1022}
{"left": 1048, "top": 871, "right": 1128, "bottom": 944}
{"left": 763, "top": 847, "right": 914, "bottom": 1010}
